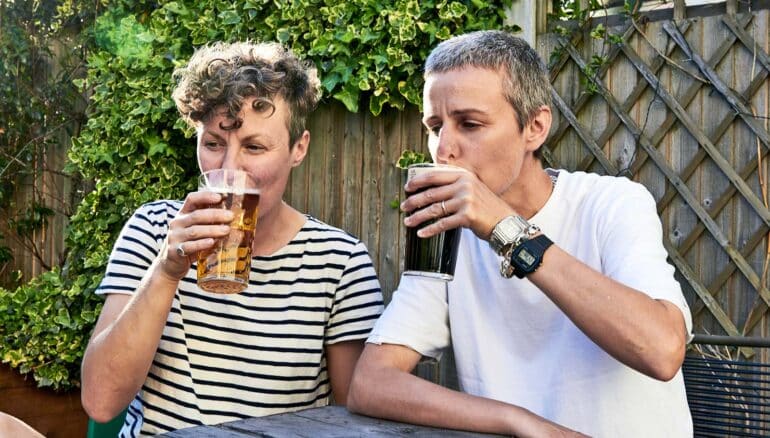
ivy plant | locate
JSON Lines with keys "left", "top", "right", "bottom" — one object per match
{"left": 0, "top": 0, "right": 97, "bottom": 390}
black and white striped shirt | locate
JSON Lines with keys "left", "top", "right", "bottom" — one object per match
{"left": 95, "top": 201, "right": 384, "bottom": 436}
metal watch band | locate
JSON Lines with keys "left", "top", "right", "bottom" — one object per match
{"left": 489, "top": 215, "right": 531, "bottom": 255}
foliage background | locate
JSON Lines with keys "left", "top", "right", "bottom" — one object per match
{"left": 0, "top": 0, "right": 514, "bottom": 390}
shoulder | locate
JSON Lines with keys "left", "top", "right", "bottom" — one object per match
{"left": 300, "top": 216, "right": 365, "bottom": 249}
{"left": 129, "top": 200, "right": 183, "bottom": 226}
{"left": 558, "top": 170, "right": 654, "bottom": 207}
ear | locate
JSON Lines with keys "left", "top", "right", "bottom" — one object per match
{"left": 290, "top": 130, "right": 310, "bottom": 167}
{"left": 524, "top": 105, "right": 552, "bottom": 153}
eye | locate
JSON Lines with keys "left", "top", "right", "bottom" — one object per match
{"left": 425, "top": 124, "right": 441, "bottom": 136}
{"left": 461, "top": 120, "right": 481, "bottom": 130}
{"left": 203, "top": 141, "right": 221, "bottom": 149}
{"left": 245, "top": 144, "right": 266, "bottom": 153}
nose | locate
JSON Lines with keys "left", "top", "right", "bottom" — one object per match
{"left": 432, "top": 127, "right": 457, "bottom": 164}
{"left": 220, "top": 145, "right": 242, "bottom": 171}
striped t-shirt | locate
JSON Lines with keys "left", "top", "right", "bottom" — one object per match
{"left": 95, "top": 200, "right": 384, "bottom": 436}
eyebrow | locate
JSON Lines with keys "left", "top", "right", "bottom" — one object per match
{"left": 202, "top": 131, "right": 225, "bottom": 141}
{"left": 201, "top": 131, "right": 269, "bottom": 143}
{"left": 423, "top": 108, "right": 487, "bottom": 124}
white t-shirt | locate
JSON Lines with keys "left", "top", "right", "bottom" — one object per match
{"left": 369, "top": 170, "right": 693, "bottom": 437}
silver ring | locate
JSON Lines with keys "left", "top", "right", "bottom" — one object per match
{"left": 441, "top": 200, "right": 448, "bottom": 216}
{"left": 175, "top": 243, "right": 187, "bottom": 258}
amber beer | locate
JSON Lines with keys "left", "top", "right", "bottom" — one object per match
{"left": 403, "top": 163, "right": 464, "bottom": 281}
{"left": 196, "top": 169, "right": 260, "bottom": 294}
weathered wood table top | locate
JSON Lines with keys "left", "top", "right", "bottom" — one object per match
{"left": 160, "top": 405, "right": 506, "bottom": 437}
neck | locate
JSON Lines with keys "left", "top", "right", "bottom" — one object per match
{"left": 503, "top": 158, "right": 554, "bottom": 220}
{"left": 251, "top": 201, "right": 305, "bottom": 256}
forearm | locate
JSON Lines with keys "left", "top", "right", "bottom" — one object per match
{"left": 349, "top": 361, "right": 571, "bottom": 436}
{"left": 531, "top": 245, "right": 686, "bottom": 379}
{"left": 81, "top": 261, "right": 179, "bottom": 421}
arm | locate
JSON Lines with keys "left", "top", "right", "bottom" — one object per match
{"left": 403, "top": 171, "right": 688, "bottom": 381}
{"left": 348, "top": 343, "right": 587, "bottom": 437}
{"left": 81, "top": 191, "right": 232, "bottom": 422}
{"left": 530, "top": 245, "right": 686, "bottom": 380}
{"left": 325, "top": 339, "right": 364, "bottom": 405}
{"left": 325, "top": 239, "right": 384, "bottom": 406}
{"left": 80, "top": 268, "right": 180, "bottom": 422}
{"left": 0, "top": 413, "right": 44, "bottom": 438}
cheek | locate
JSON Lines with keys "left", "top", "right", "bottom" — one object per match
{"left": 196, "top": 147, "right": 220, "bottom": 172}
{"left": 251, "top": 160, "right": 292, "bottom": 192}
{"left": 427, "top": 137, "right": 439, "bottom": 158}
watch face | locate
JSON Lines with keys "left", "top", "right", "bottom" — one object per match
{"left": 517, "top": 248, "right": 536, "bottom": 266}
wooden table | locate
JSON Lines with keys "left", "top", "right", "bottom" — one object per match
{"left": 160, "top": 405, "right": 505, "bottom": 437}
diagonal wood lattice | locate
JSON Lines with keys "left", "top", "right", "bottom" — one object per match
{"left": 546, "top": 8, "right": 770, "bottom": 354}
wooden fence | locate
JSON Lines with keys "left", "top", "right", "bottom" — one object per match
{"left": 3, "top": 0, "right": 769, "bottom": 353}
{"left": 0, "top": 38, "right": 81, "bottom": 288}
{"left": 286, "top": 103, "right": 428, "bottom": 301}
{"left": 545, "top": 2, "right": 770, "bottom": 355}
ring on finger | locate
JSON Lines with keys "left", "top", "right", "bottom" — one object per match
{"left": 176, "top": 243, "right": 187, "bottom": 258}
{"left": 441, "top": 200, "right": 448, "bottom": 216}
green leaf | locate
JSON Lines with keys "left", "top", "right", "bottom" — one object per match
{"left": 396, "top": 150, "right": 429, "bottom": 168}
{"left": 218, "top": 10, "right": 241, "bottom": 25}
{"left": 333, "top": 86, "right": 360, "bottom": 113}
{"left": 165, "top": 2, "right": 189, "bottom": 15}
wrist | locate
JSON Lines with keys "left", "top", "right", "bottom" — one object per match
{"left": 489, "top": 215, "right": 537, "bottom": 255}
{"left": 490, "top": 215, "right": 551, "bottom": 279}
{"left": 151, "top": 257, "right": 186, "bottom": 286}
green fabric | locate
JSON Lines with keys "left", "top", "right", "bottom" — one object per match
{"left": 86, "top": 409, "right": 126, "bottom": 438}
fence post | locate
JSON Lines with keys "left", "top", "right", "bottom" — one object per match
{"left": 726, "top": 0, "right": 737, "bottom": 16}
{"left": 505, "top": 0, "right": 539, "bottom": 46}
{"left": 674, "top": 0, "right": 686, "bottom": 21}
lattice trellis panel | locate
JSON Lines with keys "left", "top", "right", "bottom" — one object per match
{"left": 546, "top": 8, "right": 770, "bottom": 352}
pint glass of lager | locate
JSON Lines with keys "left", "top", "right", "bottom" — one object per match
{"left": 403, "top": 163, "right": 463, "bottom": 281}
{"left": 197, "top": 169, "right": 260, "bottom": 293}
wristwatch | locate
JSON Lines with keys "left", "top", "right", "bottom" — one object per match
{"left": 489, "top": 215, "right": 535, "bottom": 255}
{"left": 506, "top": 234, "right": 553, "bottom": 278}
{"left": 489, "top": 215, "right": 551, "bottom": 278}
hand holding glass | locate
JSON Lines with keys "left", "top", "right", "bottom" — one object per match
{"left": 197, "top": 169, "right": 260, "bottom": 294}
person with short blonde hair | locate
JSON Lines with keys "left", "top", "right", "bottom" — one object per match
{"left": 348, "top": 30, "right": 692, "bottom": 437}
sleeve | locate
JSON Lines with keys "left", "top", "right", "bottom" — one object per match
{"left": 325, "top": 241, "right": 384, "bottom": 344}
{"left": 366, "top": 274, "right": 451, "bottom": 359}
{"left": 598, "top": 182, "right": 693, "bottom": 340}
{"left": 95, "top": 203, "right": 167, "bottom": 296}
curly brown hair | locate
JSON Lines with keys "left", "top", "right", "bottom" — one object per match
{"left": 172, "top": 41, "right": 321, "bottom": 145}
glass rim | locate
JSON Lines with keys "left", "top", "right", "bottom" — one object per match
{"left": 199, "top": 169, "right": 260, "bottom": 191}
{"left": 406, "top": 163, "right": 467, "bottom": 171}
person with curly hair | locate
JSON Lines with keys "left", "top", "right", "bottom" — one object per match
{"left": 81, "top": 41, "right": 383, "bottom": 436}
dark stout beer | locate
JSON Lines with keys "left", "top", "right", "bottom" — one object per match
{"left": 402, "top": 163, "right": 464, "bottom": 281}
{"left": 404, "top": 225, "right": 460, "bottom": 280}
{"left": 197, "top": 190, "right": 260, "bottom": 293}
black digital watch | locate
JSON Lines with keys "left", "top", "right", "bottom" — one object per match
{"left": 509, "top": 234, "right": 553, "bottom": 279}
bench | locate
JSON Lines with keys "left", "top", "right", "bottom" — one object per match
{"left": 683, "top": 334, "right": 770, "bottom": 437}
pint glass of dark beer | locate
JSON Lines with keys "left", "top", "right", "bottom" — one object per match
{"left": 197, "top": 169, "right": 260, "bottom": 294}
{"left": 403, "top": 163, "right": 464, "bottom": 281}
